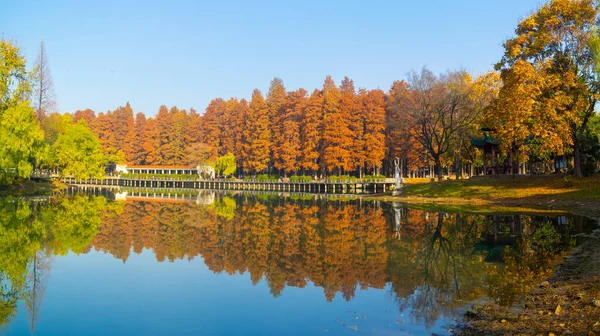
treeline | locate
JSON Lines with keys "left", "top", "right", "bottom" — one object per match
{"left": 2, "top": 0, "right": 600, "bottom": 183}
{"left": 65, "top": 76, "right": 388, "bottom": 177}
{"left": 72, "top": 0, "right": 600, "bottom": 179}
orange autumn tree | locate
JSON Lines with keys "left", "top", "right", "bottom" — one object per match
{"left": 321, "top": 76, "right": 352, "bottom": 175}
{"left": 386, "top": 80, "right": 427, "bottom": 176}
{"left": 244, "top": 89, "right": 271, "bottom": 173}
{"left": 339, "top": 77, "right": 364, "bottom": 176}
{"left": 132, "top": 112, "right": 147, "bottom": 164}
{"left": 266, "top": 78, "right": 286, "bottom": 174}
{"left": 72, "top": 108, "right": 95, "bottom": 125}
{"left": 141, "top": 117, "right": 160, "bottom": 165}
{"left": 276, "top": 88, "right": 306, "bottom": 176}
{"left": 361, "top": 88, "right": 387, "bottom": 175}
{"left": 300, "top": 89, "right": 323, "bottom": 175}
{"left": 201, "top": 98, "right": 227, "bottom": 155}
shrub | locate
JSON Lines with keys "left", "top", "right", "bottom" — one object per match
{"left": 255, "top": 174, "right": 279, "bottom": 181}
{"left": 290, "top": 175, "right": 313, "bottom": 182}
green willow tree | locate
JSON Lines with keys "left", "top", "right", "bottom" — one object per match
{"left": 214, "top": 153, "right": 236, "bottom": 177}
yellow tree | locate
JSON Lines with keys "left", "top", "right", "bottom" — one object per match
{"left": 496, "top": 0, "right": 599, "bottom": 177}
{"left": 244, "top": 89, "right": 271, "bottom": 173}
{"left": 485, "top": 63, "right": 544, "bottom": 170}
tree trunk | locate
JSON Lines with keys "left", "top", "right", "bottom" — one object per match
{"left": 435, "top": 157, "right": 443, "bottom": 181}
{"left": 573, "top": 135, "right": 583, "bottom": 178}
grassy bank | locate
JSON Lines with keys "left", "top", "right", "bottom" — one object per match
{"left": 0, "top": 178, "right": 66, "bottom": 196}
{"left": 374, "top": 174, "right": 600, "bottom": 218}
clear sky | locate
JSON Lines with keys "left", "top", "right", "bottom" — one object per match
{"left": 2, "top": 0, "right": 544, "bottom": 116}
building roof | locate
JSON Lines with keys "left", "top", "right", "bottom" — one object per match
{"left": 469, "top": 132, "right": 501, "bottom": 148}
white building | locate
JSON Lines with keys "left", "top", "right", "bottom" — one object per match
{"left": 115, "top": 164, "right": 215, "bottom": 178}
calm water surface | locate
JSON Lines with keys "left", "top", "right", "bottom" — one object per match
{"left": 0, "top": 189, "right": 596, "bottom": 335}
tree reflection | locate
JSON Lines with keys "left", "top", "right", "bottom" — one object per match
{"left": 0, "top": 191, "right": 593, "bottom": 331}
{"left": 0, "top": 193, "right": 113, "bottom": 331}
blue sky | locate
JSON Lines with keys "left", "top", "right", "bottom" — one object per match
{"left": 2, "top": 0, "right": 544, "bottom": 116}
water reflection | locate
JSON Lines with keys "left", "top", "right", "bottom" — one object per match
{"left": 0, "top": 194, "right": 119, "bottom": 332}
{"left": 0, "top": 190, "right": 595, "bottom": 333}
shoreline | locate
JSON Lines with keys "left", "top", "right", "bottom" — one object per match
{"left": 368, "top": 176, "right": 600, "bottom": 335}
{"left": 0, "top": 179, "right": 66, "bottom": 196}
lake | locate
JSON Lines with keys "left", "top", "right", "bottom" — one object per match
{"left": 0, "top": 188, "right": 596, "bottom": 335}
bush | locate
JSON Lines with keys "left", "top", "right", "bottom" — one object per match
{"left": 328, "top": 175, "right": 359, "bottom": 183}
{"left": 290, "top": 175, "right": 313, "bottom": 182}
{"left": 255, "top": 174, "right": 279, "bottom": 181}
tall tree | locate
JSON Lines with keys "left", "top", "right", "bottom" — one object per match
{"left": 132, "top": 112, "right": 147, "bottom": 164}
{"left": 0, "top": 39, "right": 30, "bottom": 113}
{"left": 141, "top": 118, "right": 160, "bottom": 165}
{"left": 276, "top": 88, "right": 306, "bottom": 175}
{"left": 267, "top": 77, "right": 286, "bottom": 173}
{"left": 300, "top": 89, "right": 323, "bottom": 174}
{"left": 201, "top": 98, "right": 226, "bottom": 155}
{"left": 321, "top": 76, "right": 351, "bottom": 174}
{"left": 339, "top": 77, "right": 363, "bottom": 175}
{"left": 0, "top": 102, "right": 45, "bottom": 184}
{"left": 386, "top": 80, "right": 426, "bottom": 176}
{"left": 155, "top": 105, "right": 172, "bottom": 164}
{"left": 403, "top": 68, "right": 487, "bottom": 181}
{"left": 226, "top": 98, "right": 248, "bottom": 169}
{"left": 122, "top": 112, "right": 138, "bottom": 163}
{"left": 496, "top": 0, "right": 599, "bottom": 177}
{"left": 244, "top": 89, "right": 271, "bottom": 173}
{"left": 31, "top": 41, "right": 56, "bottom": 120}
{"left": 361, "top": 89, "right": 387, "bottom": 174}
